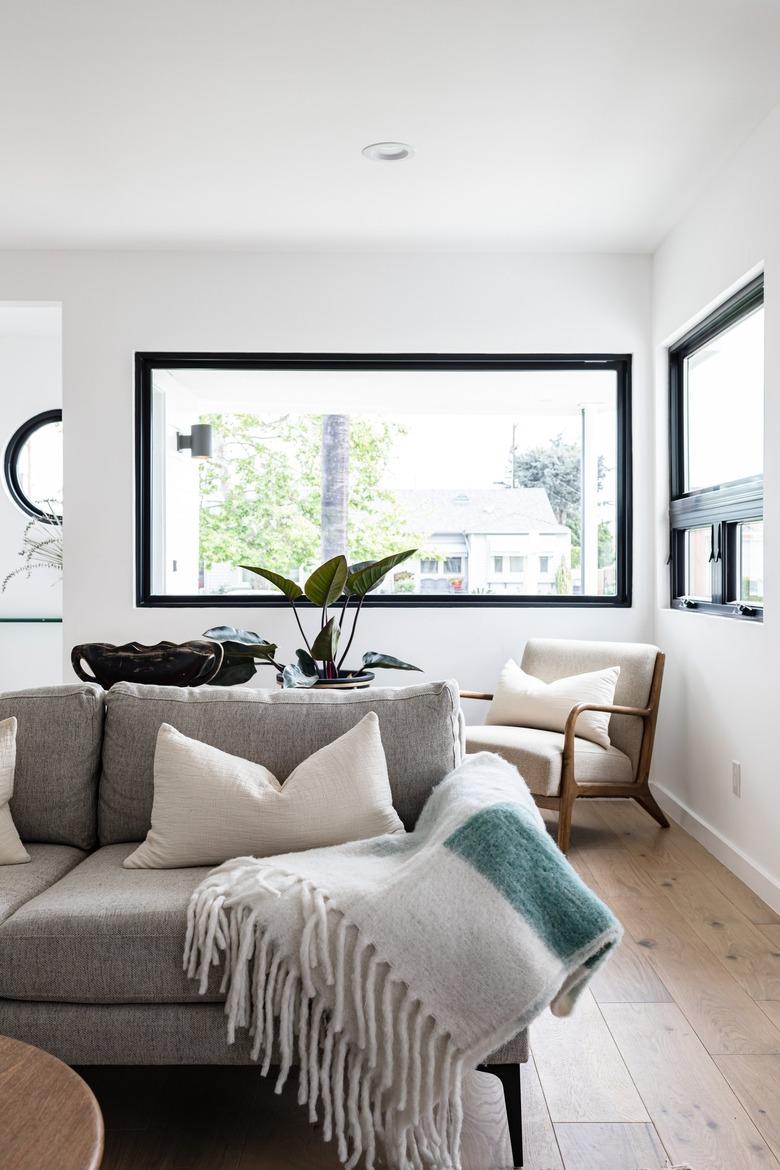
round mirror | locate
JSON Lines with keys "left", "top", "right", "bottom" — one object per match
{"left": 4, "top": 409, "right": 63, "bottom": 522}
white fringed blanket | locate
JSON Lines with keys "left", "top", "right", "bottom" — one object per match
{"left": 185, "top": 752, "right": 621, "bottom": 1170}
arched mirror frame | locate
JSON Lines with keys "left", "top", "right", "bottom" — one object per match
{"left": 3, "top": 408, "right": 63, "bottom": 523}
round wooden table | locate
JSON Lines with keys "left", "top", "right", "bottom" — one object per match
{"left": 0, "top": 1035, "right": 103, "bottom": 1170}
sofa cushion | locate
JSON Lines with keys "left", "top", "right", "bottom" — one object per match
{"left": 0, "top": 844, "right": 216, "bottom": 1004}
{"left": 464, "top": 726, "right": 633, "bottom": 796}
{"left": 99, "top": 680, "right": 463, "bottom": 844}
{"left": 0, "top": 684, "right": 104, "bottom": 849}
{"left": 0, "top": 844, "right": 86, "bottom": 926}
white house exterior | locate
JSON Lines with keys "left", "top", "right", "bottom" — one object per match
{"left": 386, "top": 488, "right": 572, "bottom": 596}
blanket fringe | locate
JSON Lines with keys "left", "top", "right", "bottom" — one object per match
{"left": 184, "top": 870, "right": 464, "bottom": 1170}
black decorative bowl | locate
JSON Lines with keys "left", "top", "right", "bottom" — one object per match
{"left": 71, "top": 640, "right": 224, "bottom": 689}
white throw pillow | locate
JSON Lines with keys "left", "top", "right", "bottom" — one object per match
{"left": 485, "top": 659, "right": 621, "bottom": 749}
{"left": 124, "top": 712, "right": 404, "bottom": 869}
{"left": 0, "top": 717, "right": 30, "bottom": 865}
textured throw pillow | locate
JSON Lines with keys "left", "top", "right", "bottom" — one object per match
{"left": 124, "top": 712, "right": 404, "bottom": 869}
{"left": 0, "top": 717, "right": 30, "bottom": 864}
{"left": 485, "top": 659, "right": 621, "bottom": 749}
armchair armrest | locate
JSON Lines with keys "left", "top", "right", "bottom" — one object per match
{"left": 562, "top": 701, "right": 652, "bottom": 756}
{"left": 460, "top": 690, "right": 494, "bottom": 701}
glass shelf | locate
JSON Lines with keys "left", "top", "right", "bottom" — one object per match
{"left": 0, "top": 617, "right": 62, "bottom": 623}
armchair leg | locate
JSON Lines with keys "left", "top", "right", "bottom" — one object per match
{"left": 556, "top": 789, "right": 576, "bottom": 854}
{"left": 634, "top": 787, "right": 669, "bottom": 829}
{"left": 482, "top": 1062, "right": 523, "bottom": 1167}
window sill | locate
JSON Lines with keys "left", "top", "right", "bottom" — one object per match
{"left": 670, "top": 599, "right": 763, "bottom": 623}
{"left": 138, "top": 593, "right": 630, "bottom": 609}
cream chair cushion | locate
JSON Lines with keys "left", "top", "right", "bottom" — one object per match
{"left": 485, "top": 659, "right": 620, "bottom": 748}
{"left": 521, "top": 639, "right": 659, "bottom": 775}
{"left": 465, "top": 725, "right": 633, "bottom": 797}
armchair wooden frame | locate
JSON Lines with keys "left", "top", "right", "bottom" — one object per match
{"left": 462, "top": 651, "right": 668, "bottom": 853}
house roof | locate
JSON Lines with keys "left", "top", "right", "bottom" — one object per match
{"left": 395, "top": 488, "right": 570, "bottom": 536}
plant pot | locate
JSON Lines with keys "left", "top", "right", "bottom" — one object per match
{"left": 275, "top": 670, "right": 375, "bottom": 691}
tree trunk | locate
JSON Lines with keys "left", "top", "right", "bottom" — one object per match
{"left": 321, "top": 415, "right": 350, "bottom": 561}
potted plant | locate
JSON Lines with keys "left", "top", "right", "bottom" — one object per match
{"left": 203, "top": 550, "right": 422, "bottom": 689}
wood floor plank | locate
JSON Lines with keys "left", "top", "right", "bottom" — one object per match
{"left": 554, "top": 1122, "right": 668, "bottom": 1170}
{"left": 520, "top": 1057, "right": 565, "bottom": 1170}
{"left": 665, "top": 822, "right": 780, "bottom": 926}
{"left": 760, "top": 924, "right": 780, "bottom": 949}
{"left": 593, "top": 799, "right": 780, "bottom": 925}
{"left": 759, "top": 1001, "right": 780, "bottom": 1027}
{"left": 655, "top": 869, "right": 780, "bottom": 1000}
{"left": 532, "top": 992, "right": 649, "bottom": 1123}
{"left": 590, "top": 930, "right": 673, "bottom": 1004}
{"left": 602, "top": 1002, "right": 780, "bottom": 1169}
{"left": 609, "top": 893, "right": 780, "bottom": 1054}
{"left": 716, "top": 1056, "right": 780, "bottom": 1163}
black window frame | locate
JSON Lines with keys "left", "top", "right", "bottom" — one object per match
{"left": 135, "top": 351, "right": 633, "bottom": 609}
{"left": 668, "top": 276, "right": 764, "bottom": 621}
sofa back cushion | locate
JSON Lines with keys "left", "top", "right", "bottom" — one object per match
{"left": 0, "top": 684, "right": 104, "bottom": 849}
{"left": 99, "top": 680, "right": 464, "bottom": 844}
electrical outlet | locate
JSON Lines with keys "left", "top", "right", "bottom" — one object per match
{"left": 732, "top": 761, "right": 741, "bottom": 797}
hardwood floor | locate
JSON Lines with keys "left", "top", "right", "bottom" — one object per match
{"left": 78, "top": 800, "right": 780, "bottom": 1170}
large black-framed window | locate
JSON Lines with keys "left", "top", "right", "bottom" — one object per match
{"left": 669, "top": 276, "right": 764, "bottom": 621}
{"left": 136, "top": 352, "right": 632, "bottom": 608}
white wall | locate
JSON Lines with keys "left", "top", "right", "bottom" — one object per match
{"left": 0, "top": 251, "right": 652, "bottom": 720}
{"left": 0, "top": 305, "right": 63, "bottom": 690}
{"left": 652, "top": 102, "right": 780, "bottom": 906}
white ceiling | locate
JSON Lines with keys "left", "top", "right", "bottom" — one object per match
{"left": 2, "top": 1, "right": 780, "bottom": 252}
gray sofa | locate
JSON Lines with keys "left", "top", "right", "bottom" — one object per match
{"left": 0, "top": 679, "right": 527, "bottom": 1161}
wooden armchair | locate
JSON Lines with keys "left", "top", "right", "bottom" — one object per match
{"left": 463, "top": 638, "right": 667, "bottom": 853}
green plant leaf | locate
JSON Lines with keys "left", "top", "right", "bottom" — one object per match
{"left": 361, "top": 651, "right": 422, "bottom": 672}
{"left": 304, "top": 555, "right": 348, "bottom": 607}
{"left": 209, "top": 658, "right": 258, "bottom": 686}
{"left": 346, "top": 549, "right": 417, "bottom": 597}
{"left": 238, "top": 567, "right": 303, "bottom": 601}
{"left": 282, "top": 661, "right": 319, "bottom": 688}
{"left": 294, "top": 648, "right": 318, "bottom": 678}
{"left": 203, "top": 626, "right": 277, "bottom": 660}
{"left": 311, "top": 616, "right": 340, "bottom": 663}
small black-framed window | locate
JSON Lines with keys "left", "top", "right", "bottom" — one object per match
{"left": 669, "top": 276, "right": 764, "bottom": 620}
{"left": 3, "top": 409, "right": 63, "bottom": 523}
{"left": 135, "top": 352, "right": 633, "bottom": 608}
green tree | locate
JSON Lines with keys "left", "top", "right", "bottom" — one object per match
{"left": 510, "top": 434, "right": 608, "bottom": 563}
{"left": 197, "top": 412, "right": 412, "bottom": 579}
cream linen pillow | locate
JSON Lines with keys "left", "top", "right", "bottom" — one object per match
{"left": 0, "top": 717, "right": 30, "bottom": 865}
{"left": 124, "top": 711, "right": 404, "bottom": 869}
{"left": 485, "top": 659, "right": 621, "bottom": 749}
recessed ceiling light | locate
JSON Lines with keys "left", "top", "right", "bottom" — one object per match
{"left": 362, "top": 142, "right": 414, "bottom": 162}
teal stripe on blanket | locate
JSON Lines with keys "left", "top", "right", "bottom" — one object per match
{"left": 444, "top": 804, "right": 618, "bottom": 961}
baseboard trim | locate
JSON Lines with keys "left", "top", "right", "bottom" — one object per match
{"left": 651, "top": 782, "right": 780, "bottom": 916}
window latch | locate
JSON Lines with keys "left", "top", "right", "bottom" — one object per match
{"left": 733, "top": 603, "right": 757, "bottom": 617}
{"left": 680, "top": 597, "right": 698, "bottom": 609}
{"left": 714, "top": 526, "right": 722, "bottom": 563}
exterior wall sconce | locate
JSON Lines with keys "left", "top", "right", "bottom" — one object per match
{"left": 176, "top": 424, "right": 213, "bottom": 460}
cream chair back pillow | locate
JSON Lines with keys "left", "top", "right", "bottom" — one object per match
{"left": 125, "top": 711, "right": 404, "bottom": 869}
{"left": 0, "top": 717, "right": 30, "bottom": 865}
{"left": 486, "top": 659, "right": 620, "bottom": 749}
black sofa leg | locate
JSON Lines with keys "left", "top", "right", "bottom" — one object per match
{"left": 482, "top": 1062, "right": 523, "bottom": 1167}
